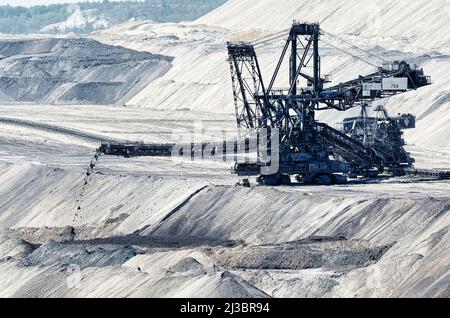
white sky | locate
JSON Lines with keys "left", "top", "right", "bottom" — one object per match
{"left": 0, "top": 0, "right": 104, "bottom": 7}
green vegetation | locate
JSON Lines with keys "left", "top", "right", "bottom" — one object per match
{"left": 0, "top": 0, "right": 226, "bottom": 34}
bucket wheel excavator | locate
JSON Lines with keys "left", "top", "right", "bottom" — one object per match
{"left": 227, "top": 22, "right": 432, "bottom": 185}
{"left": 97, "top": 21, "right": 448, "bottom": 184}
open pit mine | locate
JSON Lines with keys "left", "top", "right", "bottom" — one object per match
{"left": 0, "top": 0, "right": 449, "bottom": 299}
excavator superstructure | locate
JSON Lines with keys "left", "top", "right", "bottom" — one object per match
{"left": 227, "top": 22, "right": 431, "bottom": 185}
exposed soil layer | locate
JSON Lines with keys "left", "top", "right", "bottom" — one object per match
{"left": 0, "top": 38, "right": 172, "bottom": 104}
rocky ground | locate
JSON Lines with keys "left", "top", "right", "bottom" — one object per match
{"left": 0, "top": 0, "right": 449, "bottom": 298}
{"left": 0, "top": 104, "right": 448, "bottom": 298}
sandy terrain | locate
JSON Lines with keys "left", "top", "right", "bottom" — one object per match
{"left": 0, "top": 0, "right": 449, "bottom": 298}
{"left": 0, "top": 104, "right": 448, "bottom": 298}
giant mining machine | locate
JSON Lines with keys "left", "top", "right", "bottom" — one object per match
{"left": 227, "top": 22, "right": 435, "bottom": 185}
{"left": 99, "top": 21, "right": 449, "bottom": 185}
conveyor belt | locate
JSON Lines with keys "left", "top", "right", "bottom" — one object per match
{"left": 98, "top": 139, "right": 255, "bottom": 159}
{"left": 0, "top": 117, "right": 128, "bottom": 144}
{"left": 386, "top": 167, "right": 450, "bottom": 179}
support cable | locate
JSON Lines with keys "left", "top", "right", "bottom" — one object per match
{"left": 321, "top": 29, "right": 389, "bottom": 64}
{"left": 320, "top": 38, "right": 379, "bottom": 68}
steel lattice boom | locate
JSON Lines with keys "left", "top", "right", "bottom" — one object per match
{"left": 227, "top": 22, "right": 433, "bottom": 185}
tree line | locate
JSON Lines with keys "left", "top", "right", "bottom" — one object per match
{"left": 0, "top": 0, "right": 226, "bottom": 34}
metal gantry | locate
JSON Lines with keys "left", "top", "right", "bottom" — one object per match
{"left": 88, "top": 22, "right": 449, "bottom": 185}
{"left": 227, "top": 22, "right": 432, "bottom": 185}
